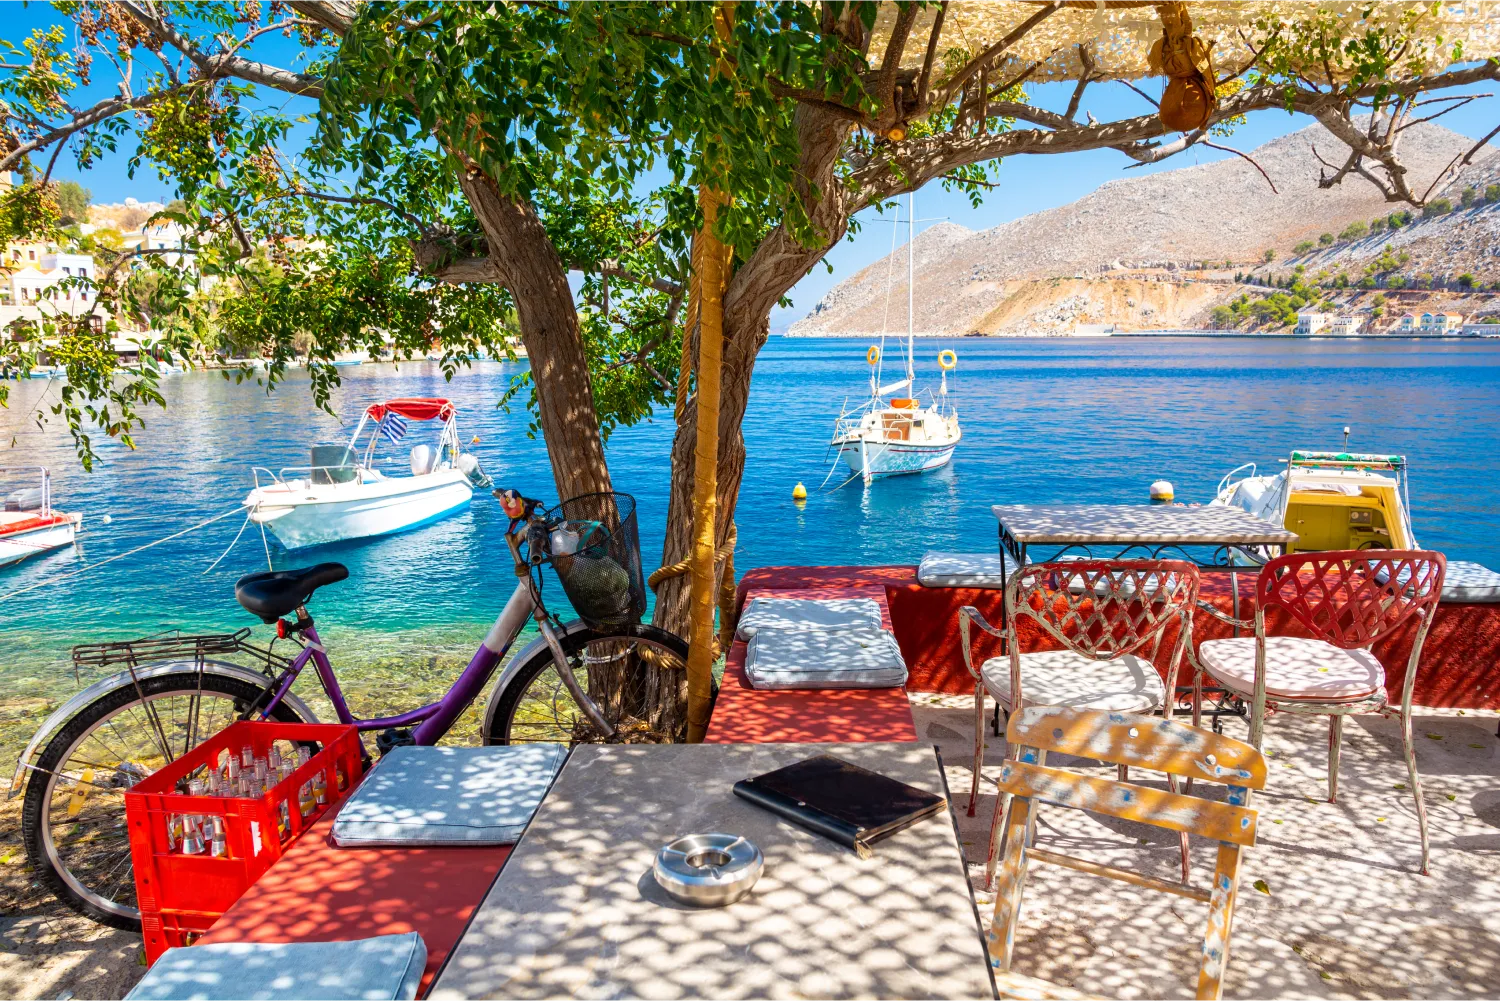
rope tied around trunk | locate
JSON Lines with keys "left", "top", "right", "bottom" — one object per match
{"left": 647, "top": 521, "right": 738, "bottom": 661}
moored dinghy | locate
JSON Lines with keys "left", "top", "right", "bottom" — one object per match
{"left": 0, "top": 467, "right": 81, "bottom": 568}
{"left": 244, "top": 397, "right": 491, "bottom": 550}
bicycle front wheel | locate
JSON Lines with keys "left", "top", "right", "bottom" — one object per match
{"left": 21, "top": 672, "right": 309, "bottom": 929}
{"left": 484, "top": 622, "right": 690, "bottom": 746}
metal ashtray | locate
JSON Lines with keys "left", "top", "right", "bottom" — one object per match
{"left": 653, "top": 833, "right": 763, "bottom": 907}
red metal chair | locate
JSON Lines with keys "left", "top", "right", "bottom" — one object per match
{"left": 1195, "top": 550, "right": 1445, "bottom": 873}
{"left": 959, "top": 560, "right": 1200, "bottom": 885}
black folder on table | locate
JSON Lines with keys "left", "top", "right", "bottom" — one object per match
{"left": 732, "top": 754, "right": 947, "bottom": 859}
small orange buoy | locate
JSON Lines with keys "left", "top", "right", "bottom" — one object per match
{"left": 471, "top": 436, "right": 480, "bottom": 444}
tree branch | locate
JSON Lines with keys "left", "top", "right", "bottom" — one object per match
{"left": 117, "top": 1, "right": 326, "bottom": 99}
{"left": 914, "top": 2, "right": 947, "bottom": 113}
{"left": 1200, "top": 140, "right": 1278, "bottom": 193}
{"left": 930, "top": 2, "right": 1062, "bottom": 115}
{"left": 285, "top": 1, "right": 358, "bottom": 37}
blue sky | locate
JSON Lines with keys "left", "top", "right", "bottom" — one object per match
{"left": 12, "top": 4, "right": 1498, "bottom": 328}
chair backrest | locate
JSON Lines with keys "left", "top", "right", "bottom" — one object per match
{"left": 1007, "top": 705, "right": 1267, "bottom": 791}
{"left": 1255, "top": 550, "right": 1445, "bottom": 650}
{"left": 1005, "top": 559, "right": 1200, "bottom": 661}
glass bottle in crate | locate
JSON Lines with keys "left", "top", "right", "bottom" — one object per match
{"left": 210, "top": 815, "right": 227, "bottom": 858}
{"left": 180, "top": 780, "right": 207, "bottom": 855}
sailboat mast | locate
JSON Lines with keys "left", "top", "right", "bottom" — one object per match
{"left": 907, "top": 191, "right": 915, "bottom": 386}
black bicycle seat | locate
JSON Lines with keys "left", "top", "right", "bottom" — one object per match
{"left": 234, "top": 563, "right": 349, "bottom": 623}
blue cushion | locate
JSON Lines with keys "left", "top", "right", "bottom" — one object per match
{"left": 735, "top": 596, "right": 884, "bottom": 640}
{"left": 1443, "top": 560, "right": 1500, "bottom": 603}
{"left": 125, "top": 933, "right": 426, "bottom": 1000}
{"left": 744, "top": 627, "right": 908, "bottom": 690}
{"left": 917, "top": 551, "right": 1028, "bottom": 588}
{"left": 331, "top": 743, "right": 567, "bottom": 847}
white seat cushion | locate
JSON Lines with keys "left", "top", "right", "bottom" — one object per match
{"left": 1199, "top": 636, "right": 1386, "bottom": 701}
{"left": 1442, "top": 561, "right": 1500, "bottom": 603}
{"left": 918, "top": 552, "right": 1026, "bottom": 588}
{"left": 735, "top": 597, "right": 884, "bottom": 640}
{"left": 744, "top": 627, "right": 908, "bottom": 690}
{"left": 125, "top": 933, "right": 426, "bottom": 1000}
{"left": 980, "top": 649, "right": 1165, "bottom": 713}
{"left": 331, "top": 743, "right": 567, "bottom": 847}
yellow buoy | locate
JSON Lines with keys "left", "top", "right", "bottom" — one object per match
{"left": 866, "top": 345, "right": 880, "bottom": 365}
{"left": 938, "top": 349, "right": 958, "bottom": 370}
{"left": 792, "top": 482, "right": 808, "bottom": 501}
{"left": 1149, "top": 480, "right": 1175, "bottom": 504}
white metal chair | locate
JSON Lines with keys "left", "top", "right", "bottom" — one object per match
{"left": 1195, "top": 549, "right": 1445, "bottom": 873}
{"left": 959, "top": 559, "right": 1200, "bottom": 882}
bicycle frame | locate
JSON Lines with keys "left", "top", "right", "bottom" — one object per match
{"left": 245, "top": 504, "right": 614, "bottom": 743}
{"left": 251, "top": 577, "right": 539, "bottom": 745}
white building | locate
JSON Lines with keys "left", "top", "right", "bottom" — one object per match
{"left": 122, "top": 221, "right": 193, "bottom": 269}
{"left": 1295, "top": 311, "right": 1362, "bottom": 335}
{"left": 6, "top": 252, "right": 97, "bottom": 308}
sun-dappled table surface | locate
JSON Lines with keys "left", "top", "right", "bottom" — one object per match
{"left": 991, "top": 503, "right": 1298, "bottom": 547}
{"left": 430, "top": 742, "right": 994, "bottom": 1001}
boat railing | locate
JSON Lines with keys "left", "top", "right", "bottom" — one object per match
{"left": 251, "top": 463, "right": 365, "bottom": 490}
{"left": 1216, "top": 462, "right": 1258, "bottom": 497}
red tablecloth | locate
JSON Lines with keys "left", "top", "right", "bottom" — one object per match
{"left": 736, "top": 566, "right": 1500, "bottom": 709}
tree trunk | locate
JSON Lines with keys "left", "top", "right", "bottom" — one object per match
{"left": 649, "top": 102, "right": 857, "bottom": 736}
{"left": 455, "top": 167, "right": 614, "bottom": 503}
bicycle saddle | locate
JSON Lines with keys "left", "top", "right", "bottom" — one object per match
{"left": 235, "top": 563, "right": 349, "bottom": 623}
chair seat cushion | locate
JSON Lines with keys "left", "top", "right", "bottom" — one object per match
{"left": 1442, "top": 560, "right": 1500, "bottom": 604}
{"left": 980, "top": 650, "right": 1166, "bottom": 713}
{"left": 125, "top": 933, "right": 426, "bottom": 1000}
{"left": 1198, "top": 636, "right": 1386, "bottom": 701}
{"left": 331, "top": 744, "right": 567, "bottom": 847}
{"left": 917, "top": 551, "right": 1028, "bottom": 588}
{"left": 735, "top": 596, "right": 884, "bottom": 640}
{"left": 744, "top": 627, "right": 908, "bottom": 690}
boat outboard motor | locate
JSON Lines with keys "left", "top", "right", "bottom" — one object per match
{"left": 458, "top": 452, "right": 492, "bottom": 488}
{"left": 409, "top": 444, "right": 436, "bottom": 476}
{"left": 3, "top": 487, "right": 43, "bottom": 511}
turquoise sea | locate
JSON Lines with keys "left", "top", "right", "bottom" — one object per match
{"left": 3, "top": 336, "right": 1498, "bottom": 757}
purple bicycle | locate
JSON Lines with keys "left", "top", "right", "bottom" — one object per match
{"left": 13, "top": 489, "right": 688, "bottom": 929}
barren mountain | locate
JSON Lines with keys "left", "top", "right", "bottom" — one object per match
{"left": 792, "top": 122, "right": 1497, "bottom": 336}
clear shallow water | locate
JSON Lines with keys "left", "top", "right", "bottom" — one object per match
{"left": 2, "top": 337, "right": 1497, "bottom": 755}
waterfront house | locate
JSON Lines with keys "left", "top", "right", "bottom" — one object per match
{"left": 1429, "top": 311, "right": 1466, "bottom": 332}
{"left": 1294, "top": 310, "right": 1330, "bottom": 335}
{"left": 1397, "top": 312, "right": 1420, "bottom": 332}
{"left": 1296, "top": 311, "right": 1363, "bottom": 336}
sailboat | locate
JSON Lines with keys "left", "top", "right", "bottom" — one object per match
{"left": 829, "top": 192, "right": 962, "bottom": 484}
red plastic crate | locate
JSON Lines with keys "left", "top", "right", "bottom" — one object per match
{"left": 125, "top": 721, "right": 363, "bottom": 964}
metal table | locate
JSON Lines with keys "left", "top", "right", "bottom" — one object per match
{"left": 991, "top": 503, "right": 1297, "bottom": 573}
{"left": 430, "top": 742, "right": 994, "bottom": 1001}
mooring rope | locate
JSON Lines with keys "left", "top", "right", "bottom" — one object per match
{"left": 0, "top": 505, "right": 248, "bottom": 602}
{"left": 647, "top": 522, "right": 738, "bottom": 658}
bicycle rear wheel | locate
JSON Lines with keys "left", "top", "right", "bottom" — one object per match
{"left": 484, "top": 622, "right": 691, "bottom": 745}
{"left": 20, "top": 672, "right": 308, "bottom": 929}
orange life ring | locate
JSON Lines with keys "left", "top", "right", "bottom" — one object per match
{"left": 867, "top": 346, "right": 880, "bottom": 365}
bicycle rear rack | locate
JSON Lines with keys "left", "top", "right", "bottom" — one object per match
{"left": 71, "top": 628, "right": 292, "bottom": 682}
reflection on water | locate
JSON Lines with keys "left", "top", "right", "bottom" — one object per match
{"left": 2, "top": 339, "right": 1497, "bottom": 756}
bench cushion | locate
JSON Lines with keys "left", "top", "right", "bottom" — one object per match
{"left": 331, "top": 744, "right": 567, "bottom": 847}
{"left": 917, "top": 552, "right": 1018, "bottom": 588}
{"left": 1199, "top": 636, "right": 1385, "bottom": 701}
{"left": 1443, "top": 561, "right": 1500, "bottom": 603}
{"left": 735, "top": 596, "right": 884, "bottom": 640}
{"left": 125, "top": 933, "right": 426, "bottom": 1000}
{"left": 744, "top": 627, "right": 908, "bottom": 690}
{"left": 980, "top": 650, "right": 1166, "bottom": 714}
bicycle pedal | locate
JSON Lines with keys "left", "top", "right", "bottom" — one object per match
{"left": 376, "top": 727, "right": 416, "bottom": 757}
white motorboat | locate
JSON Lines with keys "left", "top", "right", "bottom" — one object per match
{"left": 830, "top": 192, "right": 961, "bottom": 484}
{"left": 1211, "top": 450, "right": 1418, "bottom": 553}
{"left": 0, "top": 467, "right": 81, "bottom": 568}
{"left": 244, "top": 397, "right": 490, "bottom": 550}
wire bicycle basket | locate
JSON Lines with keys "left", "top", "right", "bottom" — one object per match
{"left": 534, "top": 492, "right": 647, "bottom": 627}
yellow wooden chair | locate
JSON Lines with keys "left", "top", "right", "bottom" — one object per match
{"left": 986, "top": 706, "right": 1267, "bottom": 1001}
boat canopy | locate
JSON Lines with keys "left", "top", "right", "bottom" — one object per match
{"left": 365, "top": 398, "right": 456, "bottom": 422}
{"left": 1290, "top": 450, "right": 1405, "bottom": 468}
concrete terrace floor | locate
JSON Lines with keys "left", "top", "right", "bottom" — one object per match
{"left": 0, "top": 700, "right": 1497, "bottom": 999}
{"left": 913, "top": 694, "right": 1500, "bottom": 1000}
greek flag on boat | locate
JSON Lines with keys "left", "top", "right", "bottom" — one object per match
{"left": 378, "top": 413, "right": 409, "bottom": 444}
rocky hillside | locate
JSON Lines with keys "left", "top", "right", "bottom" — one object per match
{"left": 792, "top": 122, "right": 1497, "bottom": 336}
